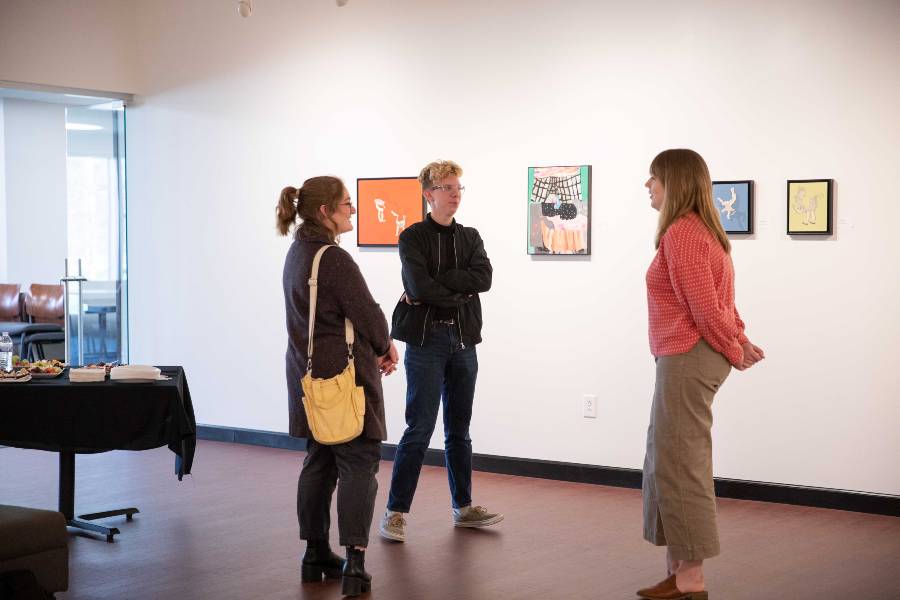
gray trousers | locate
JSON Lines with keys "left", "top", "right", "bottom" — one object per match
{"left": 642, "top": 339, "right": 732, "bottom": 561}
{"left": 297, "top": 436, "right": 381, "bottom": 547}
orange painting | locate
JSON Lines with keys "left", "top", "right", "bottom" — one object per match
{"left": 356, "top": 178, "right": 424, "bottom": 246}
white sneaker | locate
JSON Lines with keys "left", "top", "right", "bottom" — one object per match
{"left": 452, "top": 505, "right": 504, "bottom": 528}
{"left": 378, "top": 510, "right": 406, "bottom": 542}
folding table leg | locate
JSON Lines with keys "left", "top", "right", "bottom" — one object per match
{"left": 58, "top": 451, "right": 138, "bottom": 543}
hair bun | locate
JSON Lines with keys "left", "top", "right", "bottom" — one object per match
{"left": 276, "top": 185, "right": 302, "bottom": 236}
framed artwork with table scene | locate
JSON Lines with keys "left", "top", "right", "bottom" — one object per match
{"left": 527, "top": 165, "right": 591, "bottom": 255}
{"left": 357, "top": 177, "right": 425, "bottom": 247}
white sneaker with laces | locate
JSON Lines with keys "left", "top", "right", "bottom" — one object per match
{"left": 452, "top": 505, "right": 504, "bottom": 528}
{"left": 378, "top": 510, "right": 406, "bottom": 542}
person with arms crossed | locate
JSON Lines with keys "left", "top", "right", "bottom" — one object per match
{"left": 379, "top": 159, "right": 501, "bottom": 543}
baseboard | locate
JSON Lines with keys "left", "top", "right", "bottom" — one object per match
{"left": 196, "top": 425, "right": 900, "bottom": 517}
{"left": 197, "top": 424, "right": 308, "bottom": 451}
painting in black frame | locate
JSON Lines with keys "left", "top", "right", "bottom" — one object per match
{"left": 787, "top": 179, "right": 833, "bottom": 235}
{"left": 356, "top": 177, "right": 424, "bottom": 247}
{"left": 713, "top": 180, "right": 753, "bottom": 235}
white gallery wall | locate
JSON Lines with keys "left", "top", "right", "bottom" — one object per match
{"left": 1, "top": 0, "right": 898, "bottom": 496}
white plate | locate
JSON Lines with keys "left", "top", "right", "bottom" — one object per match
{"left": 28, "top": 369, "right": 66, "bottom": 379}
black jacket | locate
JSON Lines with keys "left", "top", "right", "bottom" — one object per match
{"left": 391, "top": 215, "right": 492, "bottom": 347}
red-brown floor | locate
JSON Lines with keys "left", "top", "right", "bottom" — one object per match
{"left": 1, "top": 441, "right": 898, "bottom": 599}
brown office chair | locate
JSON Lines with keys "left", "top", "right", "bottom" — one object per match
{"left": 25, "top": 284, "right": 65, "bottom": 324}
{"left": 23, "top": 284, "right": 65, "bottom": 361}
{"left": 0, "top": 284, "right": 22, "bottom": 321}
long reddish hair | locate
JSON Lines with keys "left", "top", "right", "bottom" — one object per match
{"left": 651, "top": 149, "right": 730, "bottom": 252}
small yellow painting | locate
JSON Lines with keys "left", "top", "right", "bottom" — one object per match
{"left": 787, "top": 179, "right": 833, "bottom": 235}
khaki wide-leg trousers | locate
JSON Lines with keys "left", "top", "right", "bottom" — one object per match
{"left": 642, "top": 339, "right": 732, "bottom": 561}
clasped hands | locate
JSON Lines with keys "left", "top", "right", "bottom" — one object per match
{"left": 736, "top": 341, "right": 765, "bottom": 371}
{"left": 375, "top": 293, "right": 422, "bottom": 376}
{"left": 378, "top": 340, "right": 399, "bottom": 377}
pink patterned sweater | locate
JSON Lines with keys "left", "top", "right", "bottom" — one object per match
{"left": 646, "top": 212, "right": 748, "bottom": 367}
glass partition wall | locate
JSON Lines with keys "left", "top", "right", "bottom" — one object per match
{"left": 64, "top": 102, "right": 128, "bottom": 364}
{"left": 0, "top": 84, "right": 129, "bottom": 365}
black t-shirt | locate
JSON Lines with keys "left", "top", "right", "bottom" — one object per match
{"left": 427, "top": 215, "right": 457, "bottom": 321}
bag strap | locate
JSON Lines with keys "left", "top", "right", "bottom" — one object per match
{"left": 307, "top": 245, "right": 354, "bottom": 371}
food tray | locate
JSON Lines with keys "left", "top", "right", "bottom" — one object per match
{"left": 29, "top": 368, "right": 66, "bottom": 379}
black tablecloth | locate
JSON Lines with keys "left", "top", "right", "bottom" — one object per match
{"left": 0, "top": 366, "right": 196, "bottom": 478}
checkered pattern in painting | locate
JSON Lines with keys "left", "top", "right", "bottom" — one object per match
{"left": 530, "top": 174, "right": 582, "bottom": 203}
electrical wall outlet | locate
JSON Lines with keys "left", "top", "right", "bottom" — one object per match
{"left": 583, "top": 394, "right": 598, "bottom": 418}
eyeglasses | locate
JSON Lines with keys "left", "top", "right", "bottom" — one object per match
{"left": 430, "top": 185, "right": 465, "bottom": 194}
{"left": 338, "top": 201, "right": 355, "bottom": 210}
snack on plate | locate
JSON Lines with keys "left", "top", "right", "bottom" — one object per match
{"left": 0, "top": 368, "right": 31, "bottom": 381}
{"left": 23, "top": 359, "right": 66, "bottom": 375}
{"left": 85, "top": 362, "right": 115, "bottom": 374}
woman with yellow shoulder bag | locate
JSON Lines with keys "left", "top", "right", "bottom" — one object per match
{"left": 277, "top": 176, "right": 399, "bottom": 597}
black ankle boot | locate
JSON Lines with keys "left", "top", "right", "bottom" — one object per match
{"left": 341, "top": 547, "right": 371, "bottom": 597}
{"left": 301, "top": 540, "right": 345, "bottom": 582}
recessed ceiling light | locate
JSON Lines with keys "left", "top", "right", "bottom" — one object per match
{"left": 88, "top": 102, "right": 124, "bottom": 111}
{"left": 65, "top": 123, "right": 103, "bottom": 131}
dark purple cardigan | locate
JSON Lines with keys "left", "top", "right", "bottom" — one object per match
{"left": 283, "top": 233, "right": 391, "bottom": 441}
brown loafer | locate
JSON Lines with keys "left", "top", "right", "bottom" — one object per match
{"left": 636, "top": 575, "right": 708, "bottom": 599}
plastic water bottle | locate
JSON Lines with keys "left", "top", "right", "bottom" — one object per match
{"left": 0, "top": 332, "right": 13, "bottom": 372}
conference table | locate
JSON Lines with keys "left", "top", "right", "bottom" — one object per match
{"left": 83, "top": 304, "right": 117, "bottom": 362}
{"left": 0, "top": 366, "right": 196, "bottom": 542}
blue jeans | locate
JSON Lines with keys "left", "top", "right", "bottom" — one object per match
{"left": 387, "top": 324, "right": 478, "bottom": 512}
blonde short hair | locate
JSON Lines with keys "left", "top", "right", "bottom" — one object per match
{"left": 418, "top": 160, "right": 463, "bottom": 196}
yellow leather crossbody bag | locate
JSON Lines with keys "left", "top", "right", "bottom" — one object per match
{"left": 300, "top": 245, "right": 365, "bottom": 445}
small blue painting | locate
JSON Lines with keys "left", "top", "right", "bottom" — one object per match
{"left": 713, "top": 180, "right": 753, "bottom": 234}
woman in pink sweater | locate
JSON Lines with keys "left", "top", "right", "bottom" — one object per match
{"left": 637, "top": 149, "right": 764, "bottom": 600}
